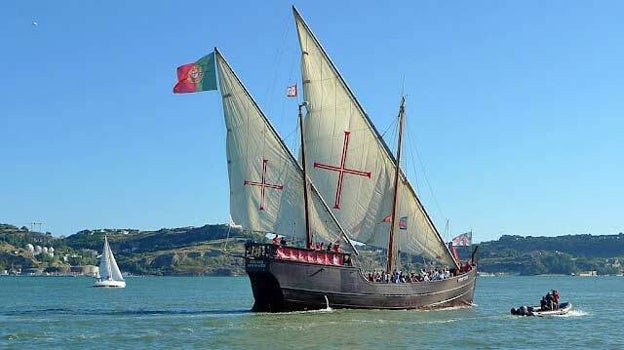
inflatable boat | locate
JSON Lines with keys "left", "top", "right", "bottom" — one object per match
{"left": 511, "top": 302, "right": 572, "bottom": 317}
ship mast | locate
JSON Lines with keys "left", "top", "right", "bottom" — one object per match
{"left": 298, "top": 101, "right": 312, "bottom": 248}
{"left": 386, "top": 97, "right": 406, "bottom": 274}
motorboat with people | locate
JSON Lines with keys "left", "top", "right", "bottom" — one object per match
{"left": 511, "top": 289, "right": 571, "bottom": 316}
{"left": 511, "top": 302, "right": 572, "bottom": 317}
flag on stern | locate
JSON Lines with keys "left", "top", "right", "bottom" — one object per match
{"left": 173, "top": 52, "right": 217, "bottom": 93}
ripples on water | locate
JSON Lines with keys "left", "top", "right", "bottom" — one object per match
{"left": 1, "top": 276, "right": 622, "bottom": 349}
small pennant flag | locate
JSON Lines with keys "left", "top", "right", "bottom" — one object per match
{"left": 399, "top": 216, "right": 408, "bottom": 230}
{"left": 451, "top": 231, "right": 472, "bottom": 247}
{"left": 286, "top": 84, "right": 297, "bottom": 97}
{"left": 173, "top": 52, "right": 217, "bottom": 94}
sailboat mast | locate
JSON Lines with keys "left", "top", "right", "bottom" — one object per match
{"left": 386, "top": 97, "right": 406, "bottom": 274}
{"left": 298, "top": 102, "right": 312, "bottom": 248}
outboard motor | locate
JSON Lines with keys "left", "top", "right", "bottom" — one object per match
{"left": 511, "top": 305, "right": 536, "bottom": 316}
{"left": 519, "top": 305, "right": 528, "bottom": 316}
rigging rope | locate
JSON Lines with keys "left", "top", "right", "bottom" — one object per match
{"left": 403, "top": 118, "right": 449, "bottom": 239}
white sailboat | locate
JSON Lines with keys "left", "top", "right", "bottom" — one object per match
{"left": 92, "top": 236, "right": 126, "bottom": 288}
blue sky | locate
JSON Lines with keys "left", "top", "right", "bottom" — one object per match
{"left": 2, "top": 1, "right": 622, "bottom": 242}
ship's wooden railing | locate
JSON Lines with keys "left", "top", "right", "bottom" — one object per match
{"left": 244, "top": 241, "right": 352, "bottom": 266}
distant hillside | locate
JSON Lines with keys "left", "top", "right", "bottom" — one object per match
{"left": 484, "top": 234, "right": 624, "bottom": 257}
{"left": 458, "top": 234, "right": 624, "bottom": 275}
{"left": 59, "top": 225, "right": 259, "bottom": 276}
{"left": 1, "top": 224, "right": 74, "bottom": 274}
{"left": 0, "top": 223, "right": 254, "bottom": 276}
{"left": 1, "top": 223, "right": 623, "bottom": 276}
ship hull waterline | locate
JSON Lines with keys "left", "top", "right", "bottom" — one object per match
{"left": 245, "top": 257, "right": 477, "bottom": 312}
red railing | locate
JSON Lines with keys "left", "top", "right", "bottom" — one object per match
{"left": 245, "top": 242, "right": 351, "bottom": 266}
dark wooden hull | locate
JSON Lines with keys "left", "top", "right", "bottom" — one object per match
{"left": 245, "top": 256, "right": 477, "bottom": 312}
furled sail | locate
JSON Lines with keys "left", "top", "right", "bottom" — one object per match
{"left": 293, "top": 8, "right": 456, "bottom": 266}
{"left": 215, "top": 49, "right": 346, "bottom": 244}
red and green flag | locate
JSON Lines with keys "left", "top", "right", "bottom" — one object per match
{"left": 173, "top": 52, "right": 217, "bottom": 93}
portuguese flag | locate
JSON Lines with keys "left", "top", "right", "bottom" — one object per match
{"left": 173, "top": 52, "right": 217, "bottom": 93}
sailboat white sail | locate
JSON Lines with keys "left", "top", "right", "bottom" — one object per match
{"left": 293, "top": 8, "right": 457, "bottom": 268}
{"left": 92, "top": 236, "right": 126, "bottom": 288}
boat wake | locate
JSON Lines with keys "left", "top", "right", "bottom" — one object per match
{"left": 322, "top": 295, "right": 333, "bottom": 311}
{"left": 259, "top": 308, "right": 334, "bottom": 316}
{"left": 413, "top": 304, "right": 476, "bottom": 312}
{"left": 257, "top": 296, "right": 334, "bottom": 315}
{"left": 555, "top": 309, "right": 588, "bottom": 317}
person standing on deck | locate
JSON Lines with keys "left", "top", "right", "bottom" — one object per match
{"left": 545, "top": 292, "right": 553, "bottom": 310}
{"left": 552, "top": 290, "right": 560, "bottom": 310}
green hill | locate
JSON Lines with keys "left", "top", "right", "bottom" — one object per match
{"left": 1, "top": 223, "right": 623, "bottom": 276}
{"left": 0, "top": 223, "right": 253, "bottom": 276}
{"left": 457, "top": 234, "right": 624, "bottom": 275}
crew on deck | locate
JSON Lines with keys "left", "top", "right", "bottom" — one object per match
{"left": 365, "top": 265, "right": 466, "bottom": 284}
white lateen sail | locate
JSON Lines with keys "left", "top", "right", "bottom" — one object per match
{"left": 215, "top": 49, "right": 352, "bottom": 246}
{"left": 293, "top": 7, "right": 457, "bottom": 267}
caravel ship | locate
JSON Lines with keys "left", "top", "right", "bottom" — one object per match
{"left": 214, "top": 7, "right": 477, "bottom": 312}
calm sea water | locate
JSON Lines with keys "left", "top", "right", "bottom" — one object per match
{"left": 1, "top": 275, "right": 621, "bottom": 349}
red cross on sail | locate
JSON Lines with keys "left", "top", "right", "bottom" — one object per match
{"left": 244, "top": 158, "right": 284, "bottom": 210}
{"left": 313, "top": 131, "right": 371, "bottom": 209}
